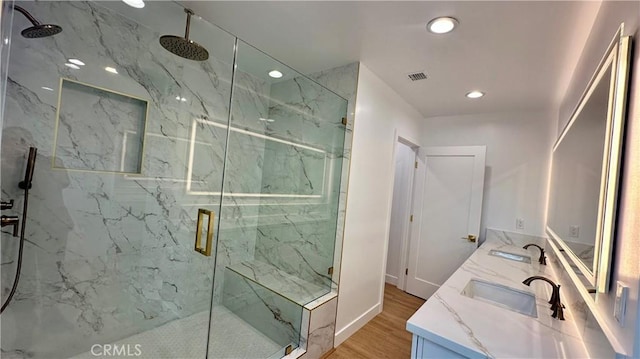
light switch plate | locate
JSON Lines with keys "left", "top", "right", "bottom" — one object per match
{"left": 613, "top": 281, "right": 628, "bottom": 326}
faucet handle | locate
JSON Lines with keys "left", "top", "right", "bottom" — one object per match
{"left": 550, "top": 284, "right": 566, "bottom": 320}
{"left": 1, "top": 200, "right": 14, "bottom": 210}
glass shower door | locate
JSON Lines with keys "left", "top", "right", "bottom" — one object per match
{"left": 207, "top": 40, "right": 348, "bottom": 358}
{"left": 0, "top": 1, "right": 233, "bottom": 358}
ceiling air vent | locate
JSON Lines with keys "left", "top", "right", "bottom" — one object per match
{"left": 407, "top": 71, "right": 428, "bottom": 81}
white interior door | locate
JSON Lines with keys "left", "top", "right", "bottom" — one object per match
{"left": 406, "top": 146, "right": 486, "bottom": 299}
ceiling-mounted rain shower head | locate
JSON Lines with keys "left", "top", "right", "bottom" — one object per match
{"left": 159, "top": 8, "right": 209, "bottom": 61}
{"left": 13, "top": 5, "right": 62, "bottom": 38}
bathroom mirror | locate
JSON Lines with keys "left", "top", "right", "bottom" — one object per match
{"left": 547, "top": 28, "right": 631, "bottom": 293}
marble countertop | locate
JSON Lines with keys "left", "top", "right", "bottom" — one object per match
{"left": 406, "top": 237, "right": 589, "bottom": 358}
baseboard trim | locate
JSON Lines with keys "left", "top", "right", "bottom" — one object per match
{"left": 385, "top": 274, "right": 398, "bottom": 285}
{"left": 334, "top": 302, "right": 381, "bottom": 346}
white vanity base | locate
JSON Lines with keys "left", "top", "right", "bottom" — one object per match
{"left": 411, "top": 334, "right": 464, "bottom": 359}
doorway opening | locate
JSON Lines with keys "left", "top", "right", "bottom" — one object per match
{"left": 385, "top": 137, "right": 419, "bottom": 292}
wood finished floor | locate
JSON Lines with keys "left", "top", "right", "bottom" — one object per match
{"left": 324, "top": 283, "right": 425, "bottom": 359}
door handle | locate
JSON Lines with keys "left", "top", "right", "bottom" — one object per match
{"left": 195, "top": 208, "right": 215, "bottom": 256}
{"left": 461, "top": 234, "right": 477, "bottom": 243}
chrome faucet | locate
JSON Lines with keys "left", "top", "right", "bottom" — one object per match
{"left": 1, "top": 215, "right": 19, "bottom": 237}
{"left": 523, "top": 243, "right": 546, "bottom": 265}
{"left": 522, "top": 276, "right": 565, "bottom": 320}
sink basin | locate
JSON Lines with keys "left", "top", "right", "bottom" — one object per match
{"left": 461, "top": 279, "right": 538, "bottom": 318}
{"left": 488, "top": 249, "right": 531, "bottom": 264}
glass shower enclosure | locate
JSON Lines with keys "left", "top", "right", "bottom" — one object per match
{"left": 0, "top": 1, "right": 347, "bottom": 358}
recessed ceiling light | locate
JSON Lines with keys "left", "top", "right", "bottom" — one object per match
{"left": 41, "top": 86, "right": 54, "bottom": 91}
{"left": 427, "top": 17, "right": 458, "bottom": 34}
{"left": 65, "top": 63, "right": 80, "bottom": 70}
{"left": 105, "top": 66, "right": 118, "bottom": 74}
{"left": 122, "top": 0, "right": 145, "bottom": 8}
{"left": 268, "top": 70, "right": 283, "bottom": 79}
{"left": 68, "top": 59, "right": 85, "bottom": 66}
{"left": 466, "top": 91, "right": 484, "bottom": 99}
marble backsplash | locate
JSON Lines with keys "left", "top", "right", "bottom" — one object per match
{"left": 1, "top": 1, "right": 351, "bottom": 358}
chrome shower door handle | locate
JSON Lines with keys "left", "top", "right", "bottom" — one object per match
{"left": 195, "top": 208, "right": 214, "bottom": 256}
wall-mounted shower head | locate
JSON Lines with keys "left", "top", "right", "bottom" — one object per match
{"left": 13, "top": 5, "right": 62, "bottom": 38}
{"left": 159, "top": 8, "right": 209, "bottom": 61}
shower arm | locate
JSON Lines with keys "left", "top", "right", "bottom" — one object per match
{"left": 12, "top": 5, "right": 41, "bottom": 26}
{"left": 184, "top": 9, "right": 193, "bottom": 41}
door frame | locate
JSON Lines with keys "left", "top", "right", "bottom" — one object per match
{"left": 383, "top": 130, "right": 421, "bottom": 294}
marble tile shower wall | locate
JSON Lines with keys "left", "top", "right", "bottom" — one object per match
{"left": 0, "top": 1, "right": 270, "bottom": 358}
{"left": 254, "top": 63, "right": 358, "bottom": 295}
{"left": 307, "top": 63, "right": 358, "bottom": 290}
{"left": 253, "top": 75, "right": 347, "bottom": 292}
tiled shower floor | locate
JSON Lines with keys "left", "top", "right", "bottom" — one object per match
{"left": 72, "top": 306, "right": 283, "bottom": 359}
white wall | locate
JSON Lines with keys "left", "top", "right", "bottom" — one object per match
{"left": 556, "top": 1, "right": 640, "bottom": 356}
{"left": 422, "top": 111, "right": 555, "bottom": 241}
{"left": 385, "top": 141, "right": 415, "bottom": 285}
{"left": 335, "top": 64, "right": 422, "bottom": 345}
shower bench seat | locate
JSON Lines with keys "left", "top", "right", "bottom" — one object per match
{"left": 225, "top": 260, "right": 329, "bottom": 306}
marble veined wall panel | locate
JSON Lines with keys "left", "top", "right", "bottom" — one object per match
{"left": 253, "top": 64, "right": 357, "bottom": 300}
{"left": 0, "top": 1, "right": 240, "bottom": 357}
{"left": 222, "top": 268, "right": 302, "bottom": 349}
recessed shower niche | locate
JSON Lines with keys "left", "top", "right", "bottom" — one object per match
{"left": 53, "top": 78, "right": 148, "bottom": 174}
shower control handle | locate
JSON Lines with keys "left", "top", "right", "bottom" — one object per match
{"left": 1, "top": 200, "right": 14, "bottom": 210}
{"left": 1, "top": 215, "right": 19, "bottom": 237}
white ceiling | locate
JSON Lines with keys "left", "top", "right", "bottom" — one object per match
{"left": 183, "top": 1, "right": 602, "bottom": 118}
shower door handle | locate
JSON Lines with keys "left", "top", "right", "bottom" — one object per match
{"left": 195, "top": 209, "right": 214, "bottom": 256}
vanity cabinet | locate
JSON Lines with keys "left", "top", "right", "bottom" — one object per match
{"left": 411, "top": 335, "right": 465, "bottom": 359}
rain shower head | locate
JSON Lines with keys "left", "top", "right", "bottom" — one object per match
{"left": 159, "top": 8, "right": 209, "bottom": 61}
{"left": 21, "top": 24, "right": 63, "bottom": 39}
{"left": 13, "top": 5, "right": 62, "bottom": 38}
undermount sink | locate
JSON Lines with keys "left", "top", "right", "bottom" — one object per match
{"left": 461, "top": 279, "right": 538, "bottom": 318}
{"left": 488, "top": 249, "right": 532, "bottom": 264}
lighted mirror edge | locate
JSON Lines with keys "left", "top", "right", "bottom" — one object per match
{"left": 547, "top": 28, "right": 631, "bottom": 295}
{"left": 552, "top": 25, "right": 623, "bottom": 152}
{"left": 597, "top": 35, "right": 632, "bottom": 292}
